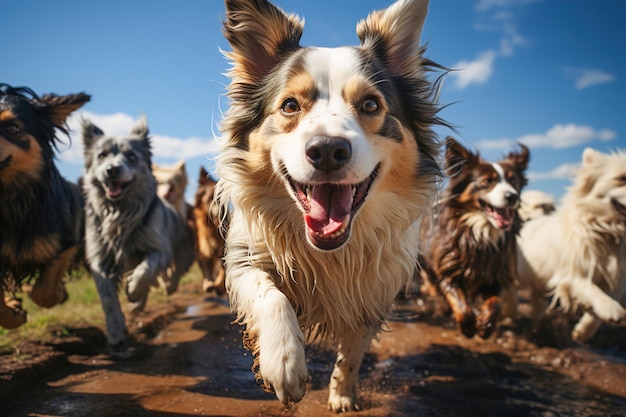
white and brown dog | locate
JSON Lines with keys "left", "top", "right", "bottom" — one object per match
{"left": 217, "top": 0, "right": 446, "bottom": 412}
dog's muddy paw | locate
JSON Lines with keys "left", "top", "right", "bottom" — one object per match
{"left": 108, "top": 341, "right": 140, "bottom": 360}
{"left": 128, "top": 297, "right": 147, "bottom": 315}
{"left": 476, "top": 317, "right": 497, "bottom": 339}
{"left": 260, "top": 344, "right": 308, "bottom": 404}
{"left": 327, "top": 393, "right": 360, "bottom": 413}
{"left": 593, "top": 299, "right": 625, "bottom": 323}
{"left": 457, "top": 312, "right": 477, "bottom": 338}
{"left": 0, "top": 298, "right": 28, "bottom": 329}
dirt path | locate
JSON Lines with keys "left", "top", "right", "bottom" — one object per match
{"left": 1, "top": 283, "right": 625, "bottom": 417}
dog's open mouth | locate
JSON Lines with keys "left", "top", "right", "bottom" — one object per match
{"left": 481, "top": 202, "right": 515, "bottom": 230}
{"left": 612, "top": 198, "right": 626, "bottom": 218}
{"left": 288, "top": 165, "right": 379, "bottom": 251}
{"left": 104, "top": 180, "right": 130, "bottom": 200}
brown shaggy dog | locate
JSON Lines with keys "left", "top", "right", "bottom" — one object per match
{"left": 0, "top": 84, "right": 89, "bottom": 329}
{"left": 420, "top": 137, "right": 529, "bottom": 339}
{"left": 216, "top": 0, "right": 447, "bottom": 411}
{"left": 193, "top": 166, "right": 226, "bottom": 294}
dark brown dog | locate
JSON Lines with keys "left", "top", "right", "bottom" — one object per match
{"left": 0, "top": 84, "right": 89, "bottom": 329}
{"left": 420, "top": 136, "right": 529, "bottom": 338}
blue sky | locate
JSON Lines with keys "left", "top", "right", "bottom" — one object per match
{"left": 2, "top": 0, "right": 625, "bottom": 202}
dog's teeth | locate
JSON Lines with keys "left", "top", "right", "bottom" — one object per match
{"left": 351, "top": 186, "right": 357, "bottom": 198}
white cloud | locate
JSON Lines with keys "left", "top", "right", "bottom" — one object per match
{"left": 451, "top": 0, "right": 534, "bottom": 90}
{"left": 563, "top": 67, "right": 616, "bottom": 90}
{"left": 527, "top": 162, "right": 580, "bottom": 181}
{"left": 450, "top": 50, "right": 496, "bottom": 89}
{"left": 475, "top": 0, "right": 542, "bottom": 11}
{"left": 58, "top": 110, "right": 220, "bottom": 164}
{"left": 477, "top": 123, "right": 616, "bottom": 150}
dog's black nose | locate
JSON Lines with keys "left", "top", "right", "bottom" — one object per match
{"left": 305, "top": 136, "right": 351, "bottom": 173}
{"left": 505, "top": 192, "right": 519, "bottom": 205}
{"left": 106, "top": 164, "right": 120, "bottom": 179}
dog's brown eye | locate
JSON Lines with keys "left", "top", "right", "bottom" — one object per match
{"left": 481, "top": 177, "right": 493, "bottom": 187}
{"left": 360, "top": 97, "right": 379, "bottom": 113}
{"left": 281, "top": 98, "right": 300, "bottom": 115}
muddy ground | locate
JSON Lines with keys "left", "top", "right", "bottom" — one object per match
{"left": 1, "top": 279, "right": 625, "bottom": 417}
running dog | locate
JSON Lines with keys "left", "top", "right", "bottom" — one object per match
{"left": 420, "top": 137, "right": 529, "bottom": 339}
{"left": 517, "top": 148, "right": 626, "bottom": 342}
{"left": 0, "top": 84, "right": 89, "bottom": 329}
{"left": 193, "top": 167, "right": 226, "bottom": 294}
{"left": 217, "top": 0, "right": 446, "bottom": 411}
{"left": 153, "top": 160, "right": 190, "bottom": 219}
{"left": 82, "top": 116, "right": 194, "bottom": 350}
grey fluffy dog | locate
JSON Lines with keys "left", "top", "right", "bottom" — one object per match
{"left": 82, "top": 116, "right": 194, "bottom": 350}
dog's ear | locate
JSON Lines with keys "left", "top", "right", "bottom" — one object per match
{"left": 223, "top": 0, "right": 303, "bottom": 84}
{"left": 356, "top": 0, "right": 429, "bottom": 77}
{"left": 131, "top": 115, "right": 149, "bottom": 140}
{"left": 81, "top": 118, "right": 104, "bottom": 149}
{"left": 38, "top": 93, "right": 91, "bottom": 131}
{"left": 174, "top": 160, "right": 186, "bottom": 171}
{"left": 582, "top": 147, "right": 600, "bottom": 166}
{"left": 445, "top": 136, "right": 476, "bottom": 174}
{"left": 507, "top": 143, "right": 530, "bottom": 171}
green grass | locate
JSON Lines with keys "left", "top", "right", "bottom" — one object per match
{"left": 0, "top": 265, "right": 202, "bottom": 352}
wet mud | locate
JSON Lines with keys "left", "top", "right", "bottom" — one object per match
{"left": 1, "top": 283, "right": 625, "bottom": 417}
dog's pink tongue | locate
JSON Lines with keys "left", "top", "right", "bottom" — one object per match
{"left": 304, "top": 184, "right": 352, "bottom": 236}
{"left": 492, "top": 207, "right": 513, "bottom": 229}
{"left": 107, "top": 182, "right": 123, "bottom": 198}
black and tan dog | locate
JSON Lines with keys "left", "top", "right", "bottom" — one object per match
{"left": 0, "top": 83, "right": 89, "bottom": 329}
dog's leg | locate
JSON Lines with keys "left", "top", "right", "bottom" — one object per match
{"left": 439, "top": 278, "right": 476, "bottom": 338}
{"left": 0, "top": 287, "right": 27, "bottom": 329}
{"left": 93, "top": 270, "right": 128, "bottom": 348}
{"left": 567, "top": 279, "right": 625, "bottom": 323}
{"left": 500, "top": 285, "right": 518, "bottom": 323}
{"left": 127, "top": 252, "right": 168, "bottom": 305}
{"left": 476, "top": 294, "right": 502, "bottom": 339}
{"left": 211, "top": 259, "right": 226, "bottom": 295}
{"left": 327, "top": 327, "right": 376, "bottom": 412}
{"left": 235, "top": 269, "right": 308, "bottom": 405}
{"left": 198, "top": 257, "right": 213, "bottom": 293}
{"left": 572, "top": 311, "right": 603, "bottom": 343}
{"left": 28, "top": 246, "right": 76, "bottom": 308}
{"left": 203, "top": 257, "right": 226, "bottom": 295}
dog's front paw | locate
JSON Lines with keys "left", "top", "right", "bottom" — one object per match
{"left": 0, "top": 298, "right": 28, "bottom": 329}
{"left": 327, "top": 392, "right": 360, "bottom": 413}
{"left": 259, "top": 333, "right": 308, "bottom": 404}
{"left": 593, "top": 298, "right": 625, "bottom": 323}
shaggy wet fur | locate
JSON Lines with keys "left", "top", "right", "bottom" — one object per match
{"left": 517, "top": 148, "right": 626, "bottom": 342}
{"left": 420, "top": 137, "right": 529, "bottom": 339}
{"left": 0, "top": 84, "right": 89, "bottom": 329}
{"left": 217, "top": 0, "right": 446, "bottom": 411}
{"left": 193, "top": 167, "right": 226, "bottom": 294}
{"left": 82, "top": 117, "right": 195, "bottom": 350}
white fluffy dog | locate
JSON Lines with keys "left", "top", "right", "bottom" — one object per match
{"left": 517, "top": 148, "right": 626, "bottom": 342}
